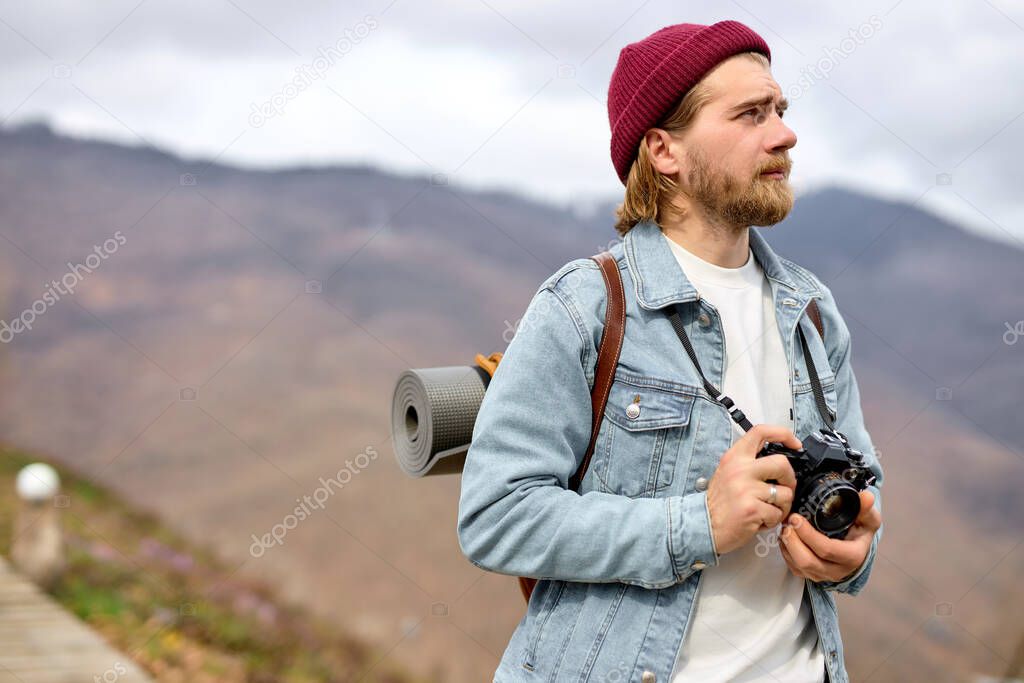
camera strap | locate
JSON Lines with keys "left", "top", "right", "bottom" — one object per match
{"left": 665, "top": 300, "right": 837, "bottom": 435}
{"left": 796, "top": 316, "right": 838, "bottom": 434}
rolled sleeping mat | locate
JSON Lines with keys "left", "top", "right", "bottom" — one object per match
{"left": 390, "top": 364, "right": 492, "bottom": 477}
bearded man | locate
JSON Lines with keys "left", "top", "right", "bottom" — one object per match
{"left": 458, "top": 20, "right": 884, "bottom": 683}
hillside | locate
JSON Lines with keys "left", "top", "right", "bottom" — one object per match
{"left": 0, "top": 444, "right": 434, "bottom": 683}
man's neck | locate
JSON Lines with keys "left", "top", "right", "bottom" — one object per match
{"left": 659, "top": 213, "right": 751, "bottom": 268}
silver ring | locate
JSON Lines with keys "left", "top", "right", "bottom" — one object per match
{"left": 768, "top": 484, "right": 778, "bottom": 505}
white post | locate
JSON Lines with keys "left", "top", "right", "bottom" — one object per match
{"left": 11, "top": 463, "right": 66, "bottom": 589}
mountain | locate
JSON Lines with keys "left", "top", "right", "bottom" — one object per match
{"left": 0, "top": 121, "right": 1021, "bottom": 682}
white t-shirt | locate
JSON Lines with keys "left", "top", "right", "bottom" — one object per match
{"left": 663, "top": 231, "right": 825, "bottom": 683}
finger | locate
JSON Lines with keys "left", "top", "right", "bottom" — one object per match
{"left": 736, "top": 424, "right": 802, "bottom": 460}
{"left": 779, "top": 540, "right": 807, "bottom": 578}
{"left": 754, "top": 500, "right": 785, "bottom": 530}
{"left": 855, "top": 490, "right": 882, "bottom": 531}
{"left": 762, "top": 481, "right": 794, "bottom": 517}
{"left": 780, "top": 525, "right": 832, "bottom": 581}
{"left": 787, "top": 513, "right": 863, "bottom": 566}
{"left": 750, "top": 454, "right": 797, "bottom": 490}
{"left": 779, "top": 539, "right": 814, "bottom": 580}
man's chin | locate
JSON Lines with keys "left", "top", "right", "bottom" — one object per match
{"left": 753, "top": 203, "right": 793, "bottom": 227}
{"left": 731, "top": 194, "right": 792, "bottom": 227}
{"left": 751, "top": 185, "right": 794, "bottom": 226}
{"left": 767, "top": 197, "right": 795, "bottom": 221}
{"left": 751, "top": 211, "right": 791, "bottom": 227}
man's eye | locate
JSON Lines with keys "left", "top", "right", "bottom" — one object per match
{"left": 741, "top": 107, "right": 785, "bottom": 120}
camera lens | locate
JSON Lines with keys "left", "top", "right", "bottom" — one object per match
{"left": 804, "top": 472, "right": 861, "bottom": 535}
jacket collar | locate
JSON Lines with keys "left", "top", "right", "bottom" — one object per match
{"left": 622, "top": 218, "right": 818, "bottom": 311}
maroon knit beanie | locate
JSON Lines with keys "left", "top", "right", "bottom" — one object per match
{"left": 607, "top": 20, "right": 771, "bottom": 185}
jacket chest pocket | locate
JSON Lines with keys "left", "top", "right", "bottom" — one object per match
{"left": 793, "top": 375, "right": 838, "bottom": 436}
{"left": 591, "top": 375, "right": 698, "bottom": 498}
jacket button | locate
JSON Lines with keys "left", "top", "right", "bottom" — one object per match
{"left": 694, "top": 477, "right": 708, "bottom": 491}
{"left": 642, "top": 672, "right": 656, "bottom": 683}
{"left": 625, "top": 403, "right": 641, "bottom": 419}
{"left": 697, "top": 312, "right": 711, "bottom": 327}
{"left": 691, "top": 560, "right": 707, "bottom": 570}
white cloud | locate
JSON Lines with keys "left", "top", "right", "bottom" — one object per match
{"left": 0, "top": 0, "right": 1021, "bottom": 241}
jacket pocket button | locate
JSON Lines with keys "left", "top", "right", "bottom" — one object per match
{"left": 642, "top": 671, "right": 657, "bottom": 683}
{"left": 697, "top": 313, "right": 711, "bottom": 327}
{"left": 694, "top": 477, "right": 708, "bottom": 492}
{"left": 625, "top": 403, "right": 641, "bottom": 420}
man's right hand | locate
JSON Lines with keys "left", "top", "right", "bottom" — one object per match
{"left": 706, "top": 424, "right": 800, "bottom": 556}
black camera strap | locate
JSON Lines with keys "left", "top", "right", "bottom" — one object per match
{"left": 796, "top": 319, "right": 838, "bottom": 434}
{"left": 665, "top": 302, "right": 837, "bottom": 435}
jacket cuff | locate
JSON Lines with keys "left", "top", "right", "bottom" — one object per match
{"left": 668, "top": 492, "right": 720, "bottom": 581}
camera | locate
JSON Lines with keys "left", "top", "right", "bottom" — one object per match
{"left": 756, "top": 428, "right": 877, "bottom": 539}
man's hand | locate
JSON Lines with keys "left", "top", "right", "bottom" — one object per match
{"left": 779, "top": 489, "right": 882, "bottom": 582}
{"left": 707, "top": 424, "right": 800, "bottom": 556}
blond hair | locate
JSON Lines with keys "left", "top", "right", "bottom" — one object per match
{"left": 613, "top": 51, "right": 770, "bottom": 237}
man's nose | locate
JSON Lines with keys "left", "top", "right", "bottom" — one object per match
{"left": 768, "top": 117, "right": 797, "bottom": 153}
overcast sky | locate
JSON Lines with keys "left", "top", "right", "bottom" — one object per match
{"left": 1, "top": 0, "right": 1022, "bottom": 244}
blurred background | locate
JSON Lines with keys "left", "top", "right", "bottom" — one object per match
{"left": 0, "top": 1, "right": 1022, "bottom": 682}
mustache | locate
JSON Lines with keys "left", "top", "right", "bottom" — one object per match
{"left": 758, "top": 159, "right": 791, "bottom": 175}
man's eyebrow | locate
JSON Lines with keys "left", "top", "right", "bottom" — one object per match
{"left": 728, "top": 93, "right": 789, "bottom": 114}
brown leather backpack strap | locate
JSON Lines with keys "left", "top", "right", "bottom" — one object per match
{"left": 521, "top": 253, "right": 624, "bottom": 603}
{"left": 568, "top": 251, "right": 625, "bottom": 493}
{"left": 517, "top": 576, "right": 537, "bottom": 603}
{"left": 807, "top": 298, "right": 824, "bottom": 340}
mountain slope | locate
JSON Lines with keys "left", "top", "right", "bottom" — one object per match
{"left": 0, "top": 122, "right": 1021, "bottom": 682}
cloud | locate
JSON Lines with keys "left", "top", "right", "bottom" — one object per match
{"left": 0, "top": 0, "right": 1021, "bottom": 241}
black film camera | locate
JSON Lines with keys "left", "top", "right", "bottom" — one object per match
{"left": 756, "top": 428, "right": 877, "bottom": 540}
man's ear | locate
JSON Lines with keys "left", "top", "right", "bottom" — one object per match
{"left": 645, "top": 128, "right": 682, "bottom": 176}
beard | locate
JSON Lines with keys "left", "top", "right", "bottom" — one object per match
{"left": 683, "top": 145, "right": 794, "bottom": 229}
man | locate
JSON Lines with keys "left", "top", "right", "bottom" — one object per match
{"left": 458, "top": 20, "right": 884, "bottom": 683}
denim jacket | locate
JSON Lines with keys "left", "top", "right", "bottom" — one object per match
{"left": 457, "top": 218, "right": 884, "bottom": 683}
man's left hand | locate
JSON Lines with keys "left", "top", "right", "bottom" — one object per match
{"left": 778, "top": 490, "right": 881, "bottom": 582}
